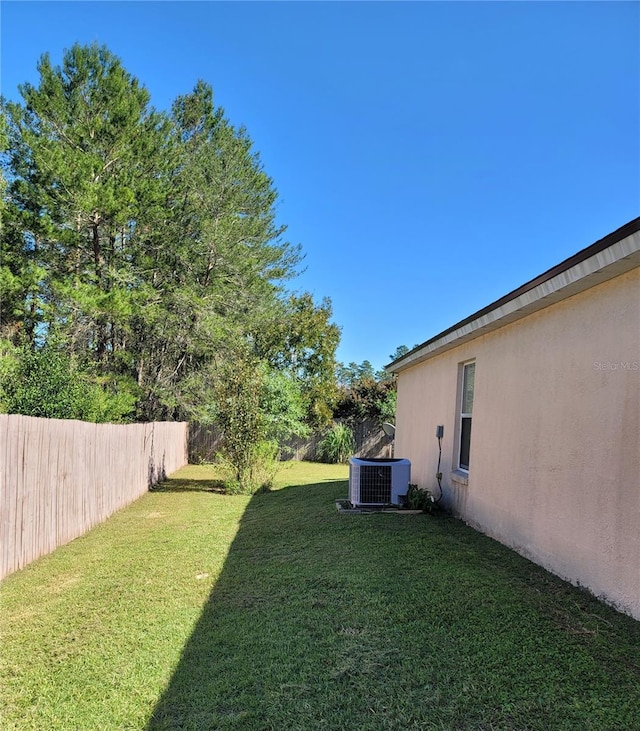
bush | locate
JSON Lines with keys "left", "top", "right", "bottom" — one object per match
{"left": 405, "top": 484, "right": 441, "bottom": 514}
{"left": 0, "top": 342, "right": 136, "bottom": 422}
{"left": 214, "top": 356, "right": 269, "bottom": 493}
{"left": 213, "top": 355, "right": 310, "bottom": 494}
{"left": 317, "top": 423, "right": 355, "bottom": 464}
{"left": 333, "top": 375, "right": 396, "bottom": 425}
{"left": 217, "top": 439, "right": 280, "bottom": 495}
{"left": 0, "top": 345, "right": 84, "bottom": 419}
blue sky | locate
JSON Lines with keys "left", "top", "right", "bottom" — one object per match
{"left": 2, "top": 1, "right": 638, "bottom": 371}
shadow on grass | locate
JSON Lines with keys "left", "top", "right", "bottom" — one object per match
{"left": 151, "top": 478, "right": 226, "bottom": 494}
{"left": 145, "top": 477, "right": 640, "bottom": 731}
{"left": 147, "top": 480, "right": 416, "bottom": 731}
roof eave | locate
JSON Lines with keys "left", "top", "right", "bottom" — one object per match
{"left": 387, "top": 218, "right": 640, "bottom": 375}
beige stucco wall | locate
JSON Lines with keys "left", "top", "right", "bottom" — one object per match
{"left": 395, "top": 267, "right": 640, "bottom": 619}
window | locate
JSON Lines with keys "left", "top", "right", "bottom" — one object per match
{"left": 458, "top": 361, "right": 475, "bottom": 471}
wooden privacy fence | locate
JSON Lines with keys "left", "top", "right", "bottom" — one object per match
{"left": 0, "top": 415, "right": 188, "bottom": 580}
{"left": 188, "top": 421, "right": 223, "bottom": 464}
{"left": 189, "top": 417, "right": 393, "bottom": 463}
{"left": 284, "top": 418, "right": 394, "bottom": 461}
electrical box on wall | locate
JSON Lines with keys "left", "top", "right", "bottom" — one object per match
{"left": 436, "top": 425, "right": 444, "bottom": 439}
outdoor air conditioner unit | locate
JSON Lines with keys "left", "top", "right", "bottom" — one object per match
{"left": 349, "top": 457, "right": 411, "bottom": 507}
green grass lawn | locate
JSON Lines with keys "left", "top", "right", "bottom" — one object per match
{"left": 1, "top": 462, "right": 639, "bottom": 731}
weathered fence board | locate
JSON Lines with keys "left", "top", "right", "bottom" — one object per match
{"left": 188, "top": 422, "right": 223, "bottom": 464}
{"left": 189, "top": 417, "right": 393, "bottom": 464}
{"left": 0, "top": 415, "right": 188, "bottom": 579}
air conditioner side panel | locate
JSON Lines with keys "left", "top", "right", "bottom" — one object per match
{"left": 349, "top": 462, "right": 360, "bottom": 505}
{"left": 391, "top": 462, "right": 411, "bottom": 504}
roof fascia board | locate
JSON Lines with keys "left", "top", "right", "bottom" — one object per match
{"left": 389, "top": 225, "right": 640, "bottom": 374}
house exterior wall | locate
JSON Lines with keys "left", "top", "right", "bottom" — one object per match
{"left": 395, "top": 267, "right": 639, "bottom": 619}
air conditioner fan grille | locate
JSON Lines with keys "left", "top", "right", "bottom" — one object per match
{"left": 359, "top": 465, "right": 392, "bottom": 504}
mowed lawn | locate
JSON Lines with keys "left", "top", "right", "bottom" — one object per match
{"left": 1, "top": 463, "right": 639, "bottom": 731}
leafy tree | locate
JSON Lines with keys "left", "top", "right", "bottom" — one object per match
{"left": 253, "top": 293, "right": 340, "bottom": 426}
{"left": 131, "top": 80, "right": 307, "bottom": 421}
{"left": 260, "top": 366, "right": 309, "bottom": 445}
{"left": 212, "top": 352, "right": 309, "bottom": 493}
{"left": 0, "top": 343, "right": 135, "bottom": 421}
{"left": 3, "top": 43, "right": 168, "bottom": 371}
{"left": 336, "top": 360, "right": 377, "bottom": 389}
{"left": 333, "top": 347, "right": 407, "bottom": 425}
{"left": 2, "top": 45, "right": 341, "bottom": 440}
{"left": 214, "top": 354, "right": 266, "bottom": 491}
{"left": 388, "top": 344, "right": 410, "bottom": 363}
{"left": 333, "top": 375, "right": 396, "bottom": 425}
{"left": 0, "top": 110, "right": 41, "bottom": 343}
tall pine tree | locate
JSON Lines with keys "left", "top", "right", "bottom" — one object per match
{"left": 2, "top": 44, "right": 339, "bottom": 428}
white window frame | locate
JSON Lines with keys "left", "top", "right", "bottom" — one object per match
{"left": 456, "top": 360, "right": 475, "bottom": 473}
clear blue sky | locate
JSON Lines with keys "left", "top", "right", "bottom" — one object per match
{"left": 2, "top": 1, "right": 638, "bottom": 371}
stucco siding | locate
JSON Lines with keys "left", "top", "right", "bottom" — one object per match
{"left": 395, "top": 268, "right": 639, "bottom": 618}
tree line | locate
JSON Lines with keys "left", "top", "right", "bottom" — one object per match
{"left": 1, "top": 43, "right": 407, "bottom": 490}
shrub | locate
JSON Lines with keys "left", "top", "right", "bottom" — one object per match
{"left": 217, "top": 439, "right": 280, "bottom": 495}
{"left": 0, "top": 342, "right": 136, "bottom": 422}
{"left": 317, "top": 423, "right": 355, "bottom": 464}
{"left": 405, "top": 484, "right": 441, "bottom": 514}
{"left": 213, "top": 354, "right": 309, "bottom": 494}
